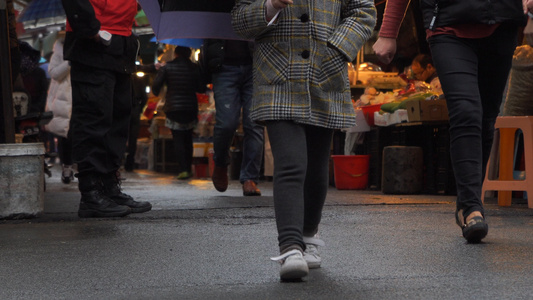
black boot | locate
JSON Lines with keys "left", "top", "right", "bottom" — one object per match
{"left": 101, "top": 171, "right": 152, "bottom": 213}
{"left": 78, "top": 173, "right": 131, "bottom": 218}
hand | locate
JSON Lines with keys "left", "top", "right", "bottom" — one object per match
{"left": 524, "top": 0, "right": 533, "bottom": 13}
{"left": 91, "top": 34, "right": 100, "bottom": 43}
{"left": 525, "top": 18, "right": 533, "bottom": 45}
{"left": 372, "top": 37, "right": 397, "bottom": 65}
{"left": 271, "top": 0, "right": 293, "bottom": 9}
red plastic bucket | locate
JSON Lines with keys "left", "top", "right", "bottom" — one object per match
{"left": 331, "top": 155, "right": 370, "bottom": 190}
{"left": 193, "top": 164, "right": 208, "bottom": 178}
{"left": 360, "top": 104, "right": 382, "bottom": 126}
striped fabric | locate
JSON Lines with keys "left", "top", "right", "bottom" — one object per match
{"left": 232, "top": 0, "right": 376, "bottom": 129}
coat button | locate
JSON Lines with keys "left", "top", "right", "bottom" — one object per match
{"left": 301, "top": 50, "right": 310, "bottom": 59}
{"left": 300, "top": 14, "right": 309, "bottom": 22}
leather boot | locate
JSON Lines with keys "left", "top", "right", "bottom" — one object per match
{"left": 101, "top": 171, "right": 152, "bottom": 213}
{"left": 212, "top": 165, "right": 228, "bottom": 192}
{"left": 78, "top": 173, "right": 131, "bottom": 218}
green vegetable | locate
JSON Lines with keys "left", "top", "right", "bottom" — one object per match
{"left": 380, "top": 102, "right": 401, "bottom": 113}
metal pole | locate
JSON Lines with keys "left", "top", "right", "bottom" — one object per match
{"left": 0, "top": 0, "right": 15, "bottom": 144}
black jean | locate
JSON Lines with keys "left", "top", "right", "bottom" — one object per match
{"left": 171, "top": 129, "right": 193, "bottom": 174}
{"left": 428, "top": 24, "right": 518, "bottom": 218}
{"left": 70, "top": 63, "right": 132, "bottom": 176}
{"left": 58, "top": 135, "right": 73, "bottom": 166}
{"left": 125, "top": 105, "right": 142, "bottom": 169}
{"left": 266, "top": 121, "right": 333, "bottom": 252}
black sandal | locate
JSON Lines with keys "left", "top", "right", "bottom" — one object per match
{"left": 455, "top": 210, "right": 488, "bottom": 243}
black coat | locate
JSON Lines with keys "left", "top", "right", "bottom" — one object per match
{"left": 420, "top": 0, "right": 526, "bottom": 30}
{"left": 152, "top": 57, "right": 205, "bottom": 115}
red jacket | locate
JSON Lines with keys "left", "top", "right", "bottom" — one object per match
{"left": 62, "top": 0, "right": 139, "bottom": 73}
{"left": 64, "top": 0, "right": 137, "bottom": 37}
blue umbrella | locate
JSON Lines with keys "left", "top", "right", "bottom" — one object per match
{"left": 137, "top": 0, "right": 244, "bottom": 41}
{"left": 17, "top": 0, "right": 66, "bottom": 29}
{"left": 149, "top": 36, "right": 204, "bottom": 49}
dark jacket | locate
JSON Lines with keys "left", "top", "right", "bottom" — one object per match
{"left": 152, "top": 57, "right": 205, "bottom": 115}
{"left": 420, "top": 0, "right": 527, "bottom": 30}
{"left": 199, "top": 39, "right": 254, "bottom": 84}
{"left": 61, "top": 0, "right": 139, "bottom": 74}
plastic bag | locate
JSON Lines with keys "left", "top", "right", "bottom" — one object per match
{"left": 503, "top": 45, "right": 533, "bottom": 116}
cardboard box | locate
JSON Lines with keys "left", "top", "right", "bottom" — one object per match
{"left": 406, "top": 99, "right": 448, "bottom": 122}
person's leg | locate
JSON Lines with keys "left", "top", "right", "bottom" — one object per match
{"left": 58, "top": 135, "right": 73, "bottom": 166}
{"left": 429, "top": 35, "right": 485, "bottom": 219}
{"left": 70, "top": 63, "right": 130, "bottom": 218}
{"left": 107, "top": 72, "right": 132, "bottom": 173}
{"left": 477, "top": 24, "right": 518, "bottom": 179}
{"left": 266, "top": 120, "right": 307, "bottom": 253}
{"left": 88, "top": 70, "right": 150, "bottom": 214}
{"left": 125, "top": 106, "right": 141, "bottom": 171}
{"left": 58, "top": 135, "right": 75, "bottom": 184}
{"left": 239, "top": 64, "right": 264, "bottom": 184}
{"left": 171, "top": 129, "right": 185, "bottom": 174}
{"left": 70, "top": 65, "right": 119, "bottom": 176}
{"left": 212, "top": 65, "right": 243, "bottom": 167}
{"left": 303, "top": 125, "right": 334, "bottom": 237}
{"left": 184, "top": 128, "right": 194, "bottom": 174}
{"left": 211, "top": 65, "right": 244, "bottom": 192}
{"left": 172, "top": 129, "right": 193, "bottom": 175}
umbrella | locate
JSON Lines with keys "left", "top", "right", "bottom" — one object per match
{"left": 149, "top": 36, "right": 204, "bottom": 49}
{"left": 137, "top": 0, "right": 244, "bottom": 41}
{"left": 17, "top": 0, "right": 65, "bottom": 29}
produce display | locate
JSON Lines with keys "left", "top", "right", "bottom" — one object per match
{"left": 354, "top": 78, "right": 442, "bottom": 116}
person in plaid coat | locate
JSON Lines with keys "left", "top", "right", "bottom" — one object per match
{"left": 232, "top": 0, "right": 376, "bottom": 281}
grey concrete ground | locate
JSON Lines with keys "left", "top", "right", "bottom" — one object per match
{"left": 1, "top": 165, "right": 533, "bottom": 300}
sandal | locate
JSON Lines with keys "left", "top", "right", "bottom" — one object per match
{"left": 455, "top": 209, "right": 488, "bottom": 243}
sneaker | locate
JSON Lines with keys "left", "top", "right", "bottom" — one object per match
{"left": 61, "top": 165, "right": 75, "bottom": 184}
{"left": 303, "top": 234, "right": 325, "bottom": 269}
{"left": 177, "top": 171, "right": 192, "bottom": 180}
{"left": 271, "top": 249, "right": 309, "bottom": 281}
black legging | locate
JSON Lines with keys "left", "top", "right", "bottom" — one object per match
{"left": 428, "top": 23, "right": 518, "bottom": 218}
{"left": 266, "top": 121, "right": 333, "bottom": 252}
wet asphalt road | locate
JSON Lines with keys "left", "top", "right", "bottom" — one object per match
{"left": 1, "top": 166, "right": 533, "bottom": 299}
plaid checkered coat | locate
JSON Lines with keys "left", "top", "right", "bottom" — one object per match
{"left": 232, "top": 0, "right": 376, "bottom": 129}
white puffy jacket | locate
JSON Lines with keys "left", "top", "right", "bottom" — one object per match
{"left": 44, "top": 39, "right": 71, "bottom": 138}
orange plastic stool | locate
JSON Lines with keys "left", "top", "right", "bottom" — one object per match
{"left": 482, "top": 116, "right": 533, "bottom": 208}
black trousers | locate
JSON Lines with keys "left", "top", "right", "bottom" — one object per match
{"left": 70, "top": 63, "right": 132, "bottom": 176}
{"left": 125, "top": 104, "right": 142, "bottom": 168}
{"left": 58, "top": 135, "right": 73, "bottom": 165}
{"left": 428, "top": 24, "right": 518, "bottom": 218}
{"left": 171, "top": 128, "right": 193, "bottom": 174}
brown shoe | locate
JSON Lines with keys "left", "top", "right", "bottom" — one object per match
{"left": 212, "top": 166, "right": 228, "bottom": 192}
{"left": 243, "top": 180, "right": 261, "bottom": 196}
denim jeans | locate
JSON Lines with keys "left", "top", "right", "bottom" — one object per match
{"left": 428, "top": 24, "right": 518, "bottom": 218}
{"left": 266, "top": 121, "right": 333, "bottom": 252}
{"left": 212, "top": 64, "right": 264, "bottom": 183}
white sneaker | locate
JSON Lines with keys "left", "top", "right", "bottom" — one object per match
{"left": 271, "top": 249, "right": 309, "bottom": 280}
{"left": 303, "top": 234, "right": 325, "bottom": 269}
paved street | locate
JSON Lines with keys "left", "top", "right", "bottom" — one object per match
{"left": 1, "top": 165, "right": 533, "bottom": 299}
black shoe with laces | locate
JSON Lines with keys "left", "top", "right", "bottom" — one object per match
{"left": 101, "top": 171, "right": 152, "bottom": 213}
{"left": 77, "top": 174, "right": 131, "bottom": 218}
{"left": 78, "top": 190, "right": 132, "bottom": 218}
